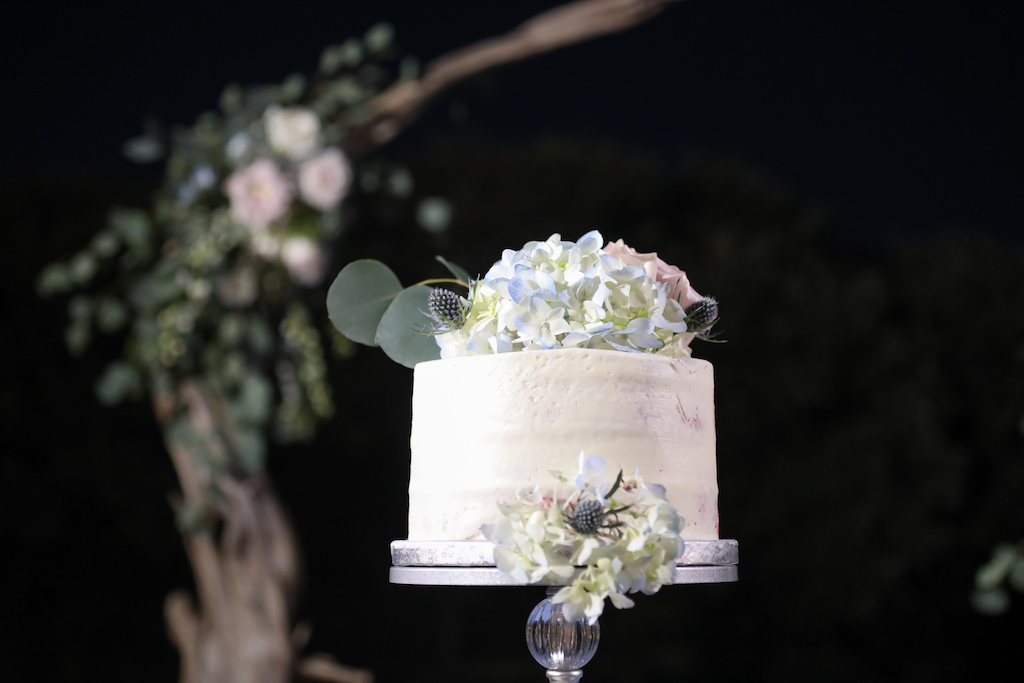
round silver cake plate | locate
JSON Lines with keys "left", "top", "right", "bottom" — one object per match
{"left": 390, "top": 540, "right": 738, "bottom": 682}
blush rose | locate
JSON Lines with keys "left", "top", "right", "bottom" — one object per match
{"left": 603, "top": 239, "right": 702, "bottom": 307}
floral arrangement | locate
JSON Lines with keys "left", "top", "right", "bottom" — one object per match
{"left": 483, "top": 453, "right": 685, "bottom": 622}
{"left": 328, "top": 230, "right": 719, "bottom": 367}
{"left": 37, "top": 24, "right": 414, "bottom": 472}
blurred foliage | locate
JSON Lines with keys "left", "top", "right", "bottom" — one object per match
{"left": 32, "top": 23, "right": 419, "bottom": 501}
{"left": 971, "top": 538, "right": 1024, "bottom": 614}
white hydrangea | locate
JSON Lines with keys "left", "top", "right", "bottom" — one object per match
{"left": 435, "top": 231, "right": 696, "bottom": 359}
{"left": 482, "top": 453, "right": 685, "bottom": 623}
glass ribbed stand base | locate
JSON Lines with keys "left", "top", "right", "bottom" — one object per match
{"left": 391, "top": 540, "right": 738, "bottom": 681}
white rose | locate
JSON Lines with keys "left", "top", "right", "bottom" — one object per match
{"left": 298, "top": 147, "right": 352, "bottom": 210}
{"left": 264, "top": 105, "right": 321, "bottom": 161}
{"left": 280, "top": 236, "right": 327, "bottom": 286}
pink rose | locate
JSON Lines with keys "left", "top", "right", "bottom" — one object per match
{"left": 603, "top": 239, "right": 702, "bottom": 307}
{"left": 224, "top": 159, "right": 293, "bottom": 230}
{"left": 298, "top": 147, "right": 352, "bottom": 211}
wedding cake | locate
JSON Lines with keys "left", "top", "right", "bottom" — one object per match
{"left": 404, "top": 230, "right": 721, "bottom": 543}
{"left": 328, "top": 229, "right": 723, "bottom": 617}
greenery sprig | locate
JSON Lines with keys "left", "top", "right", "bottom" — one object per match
{"left": 326, "top": 255, "right": 470, "bottom": 368}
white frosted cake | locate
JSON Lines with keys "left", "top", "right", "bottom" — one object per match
{"left": 330, "top": 230, "right": 727, "bottom": 613}
{"left": 408, "top": 347, "right": 718, "bottom": 541}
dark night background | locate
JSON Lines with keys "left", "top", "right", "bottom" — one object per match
{"left": 2, "top": 1, "right": 1023, "bottom": 682}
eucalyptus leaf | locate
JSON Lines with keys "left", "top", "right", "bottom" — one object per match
{"left": 376, "top": 285, "right": 441, "bottom": 368}
{"left": 435, "top": 255, "right": 470, "bottom": 284}
{"left": 326, "top": 259, "right": 403, "bottom": 346}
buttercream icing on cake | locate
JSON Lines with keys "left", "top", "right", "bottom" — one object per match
{"left": 408, "top": 348, "right": 718, "bottom": 541}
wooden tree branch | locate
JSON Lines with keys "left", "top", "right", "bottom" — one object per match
{"left": 352, "top": 0, "right": 679, "bottom": 148}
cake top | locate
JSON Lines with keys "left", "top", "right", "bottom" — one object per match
{"left": 327, "top": 230, "right": 719, "bottom": 367}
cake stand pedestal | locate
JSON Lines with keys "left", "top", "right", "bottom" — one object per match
{"left": 390, "top": 540, "right": 738, "bottom": 681}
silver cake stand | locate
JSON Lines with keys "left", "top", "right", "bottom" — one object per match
{"left": 391, "top": 540, "right": 739, "bottom": 681}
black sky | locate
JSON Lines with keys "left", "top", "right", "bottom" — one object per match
{"left": 5, "top": 1, "right": 1022, "bottom": 240}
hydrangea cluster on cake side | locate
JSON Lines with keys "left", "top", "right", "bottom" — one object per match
{"left": 483, "top": 453, "right": 685, "bottom": 622}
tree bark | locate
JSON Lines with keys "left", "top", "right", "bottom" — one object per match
{"left": 348, "top": 0, "right": 678, "bottom": 150}
{"left": 156, "top": 381, "right": 370, "bottom": 683}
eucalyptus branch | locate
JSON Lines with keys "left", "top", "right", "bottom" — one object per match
{"left": 413, "top": 277, "right": 470, "bottom": 289}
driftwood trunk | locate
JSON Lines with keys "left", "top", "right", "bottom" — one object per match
{"left": 150, "top": 2, "right": 676, "bottom": 681}
{"left": 156, "top": 381, "right": 371, "bottom": 683}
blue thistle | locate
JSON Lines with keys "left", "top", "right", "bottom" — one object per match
{"left": 426, "top": 287, "right": 467, "bottom": 331}
{"left": 684, "top": 296, "right": 719, "bottom": 334}
{"left": 569, "top": 499, "right": 606, "bottom": 534}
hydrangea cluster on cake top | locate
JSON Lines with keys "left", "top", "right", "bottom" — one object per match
{"left": 429, "top": 230, "right": 715, "bottom": 358}
{"left": 483, "top": 453, "right": 685, "bottom": 622}
{"left": 327, "top": 230, "right": 719, "bottom": 367}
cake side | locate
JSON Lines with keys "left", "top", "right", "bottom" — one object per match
{"left": 408, "top": 348, "right": 718, "bottom": 541}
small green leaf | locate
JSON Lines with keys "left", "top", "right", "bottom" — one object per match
{"left": 435, "top": 255, "right": 470, "bottom": 283}
{"left": 175, "top": 502, "right": 208, "bottom": 534}
{"left": 235, "top": 429, "right": 266, "bottom": 472}
{"left": 122, "top": 136, "right": 164, "bottom": 163}
{"left": 36, "top": 263, "right": 71, "bottom": 297}
{"left": 971, "top": 587, "right": 1010, "bottom": 615}
{"left": 326, "top": 260, "right": 403, "bottom": 346}
{"left": 110, "top": 208, "right": 151, "bottom": 255}
{"left": 65, "top": 321, "right": 90, "bottom": 356}
{"left": 376, "top": 285, "right": 441, "bottom": 368}
{"left": 281, "top": 73, "right": 306, "bottom": 102}
{"left": 95, "top": 361, "right": 141, "bottom": 405}
{"left": 320, "top": 44, "right": 344, "bottom": 74}
{"left": 339, "top": 38, "right": 363, "bottom": 65}
{"left": 232, "top": 374, "right": 273, "bottom": 426}
{"left": 96, "top": 298, "right": 128, "bottom": 333}
{"left": 69, "top": 252, "right": 97, "bottom": 284}
{"left": 247, "top": 317, "right": 274, "bottom": 355}
{"left": 365, "top": 22, "right": 394, "bottom": 52}
{"left": 90, "top": 231, "right": 120, "bottom": 258}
